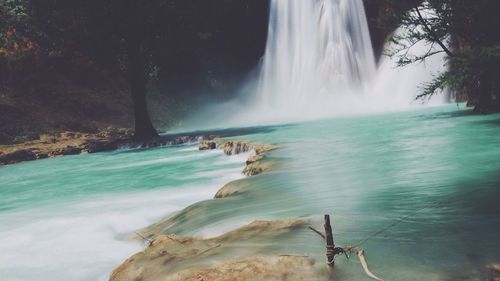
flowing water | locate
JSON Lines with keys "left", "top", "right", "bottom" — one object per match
{"left": 257, "top": 0, "right": 375, "bottom": 107}
{"left": 184, "top": 0, "right": 446, "bottom": 129}
{"left": 0, "top": 146, "right": 250, "bottom": 281}
{"left": 1, "top": 105, "right": 500, "bottom": 281}
{"left": 1, "top": 1, "right": 498, "bottom": 280}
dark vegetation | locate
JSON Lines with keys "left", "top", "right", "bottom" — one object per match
{"left": 1, "top": 0, "right": 499, "bottom": 143}
{"left": 382, "top": 0, "right": 500, "bottom": 112}
{"left": 1, "top": 0, "right": 268, "bottom": 142}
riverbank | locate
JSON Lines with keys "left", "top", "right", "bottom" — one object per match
{"left": 0, "top": 128, "right": 206, "bottom": 166}
{"left": 0, "top": 137, "right": 251, "bottom": 281}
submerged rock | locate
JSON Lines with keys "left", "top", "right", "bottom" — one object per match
{"left": 214, "top": 178, "right": 254, "bottom": 198}
{"left": 111, "top": 220, "right": 324, "bottom": 281}
{"left": 164, "top": 255, "right": 320, "bottom": 281}
{"left": 242, "top": 158, "right": 277, "bottom": 176}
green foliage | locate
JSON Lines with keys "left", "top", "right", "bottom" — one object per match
{"left": 0, "top": 0, "right": 39, "bottom": 79}
{"left": 390, "top": 0, "right": 500, "bottom": 112}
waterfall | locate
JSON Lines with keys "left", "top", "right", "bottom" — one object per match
{"left": 179, "top": 0, "right": 447, "bottom": 130}
{"left": 257, "top": 0, "right": 376, "bottom": 108}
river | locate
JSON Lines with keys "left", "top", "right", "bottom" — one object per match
{"left": 1, "top": 105, "right": 499, "bottom": 280}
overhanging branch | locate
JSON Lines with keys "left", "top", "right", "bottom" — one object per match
{"left": 414, "top": 5, "right": 454, "bottom": 57}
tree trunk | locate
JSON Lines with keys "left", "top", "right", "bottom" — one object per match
{"left": 127, "top": 40, "right": 159, "bottom": 140}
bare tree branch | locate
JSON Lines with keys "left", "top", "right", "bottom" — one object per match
{"left": 414, "top": 4, "right": 454, "bottom": 57}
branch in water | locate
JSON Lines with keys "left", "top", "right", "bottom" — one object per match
{"left": 357, "top": 250, "right": 386, "bottom": 281}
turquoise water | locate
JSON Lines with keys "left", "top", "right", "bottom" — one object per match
{"left": 1, "top": 105, "right": 500, "bottom": 280}
{"left": 0, "top": 145, "right": 250, "bottom": 281}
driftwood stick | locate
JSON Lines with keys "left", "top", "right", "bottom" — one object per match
{"left": 357, "top": 250, "right": 385, "bottom": 281}
{"left": 324, "top": 214, "right": 335, "bottom": 267}
{"left": 308, "top": 226, "right": 326, "bottom": 240}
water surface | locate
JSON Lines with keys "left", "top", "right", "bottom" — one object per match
{"left": 1, "top": 105, "right": 499, "bottom": 280}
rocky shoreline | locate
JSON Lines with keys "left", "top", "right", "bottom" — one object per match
{"left": 0, "top": 128, "right": 204, "bottom": 166}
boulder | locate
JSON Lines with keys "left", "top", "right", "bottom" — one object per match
{"left": 242, "top": 159, "right": 276, "bottom": 176}
{"left": 82, "top": 140, "right": 119, "bottom": 153}
{"left": 0, "top": 149, "right": 37, "bottom": 165}
{"left": 111, "top": 220, "right": 323, "bottom": 281}
{"left": 199, "top": 140, "right": 217, "bottom": 150}
{"left": 48, "top": 146, "right": 82, "bottom": 157}
{"left": 214, "top": 178, "right": 254, "bottom": 198}
{"left": 223, "top": 141, "right": 253, "bottom": 155}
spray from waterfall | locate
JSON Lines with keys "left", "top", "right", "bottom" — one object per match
{"left": 177, "top": 0, "right": 447, "bottom": 131}
{"left": 257, "top": 0, "right": 376, "bottom": 108}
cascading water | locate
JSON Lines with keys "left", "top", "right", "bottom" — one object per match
{"left": 179, "top": 0, "right": 446, "bottom": 130}
{"left": 257, "top": 0, "right": 376, "bottom": 107}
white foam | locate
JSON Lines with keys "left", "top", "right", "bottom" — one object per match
{"left": 0, "top": 150, "right": 247, "bottom": 281}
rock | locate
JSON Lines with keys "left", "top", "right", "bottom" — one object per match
{"left": 199, "top": 140, "right": 217, "bottom": 150}
{"left": 486, "top": 263, "right": 500, "bottom": 281}
{"left": 82, "top": 140, "right": 119, "bottom": 153}
{"left": 164, "top": 256, "right": 321, "bottom": 281}
{"left": 36, "top": 152, "right": 49, "bottom": 159}
{"left": 254, "top": 144, "right": 278, "bottom": 155}
{"left": 96, "top": 127, "right": 133, "bottom": 140}
{"left": 223, "top": 141, "right": 252, "bottom": 155}
{"left": 242, "top": 159, "right": 276, "bottom": 176}
{"left": 48, "top": 146, "right": 82, "bottom": 157}
{"left": 220, "top": 140, "right": 277, "bottom": 156}
{"left": 246, "top": 154, "right": 263, "bottom": 165}
{"left": 59, "top": 131, "right": 76, "bottom": 139}
{"left": 0, "top": 149, "right": 37, "bottom": 165}
{"left": 0, "top": 127, "right": 135, "bottom": 165}
{"left": 110, "top": 220, "right": 322, "bottom": 281}
{"left": 214, "top": 178, "right": 254, "bottom": 198}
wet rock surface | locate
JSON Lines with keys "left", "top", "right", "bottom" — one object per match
{"left": 0, "top": 149, "right": 37, "bottom": 164}
{"left": 242, "top": 158, "right": 277, "bottom": 176}
{"left": 110, "top": 220, "right": 325, "bottom": 281}
{"left": 198, "top": 138, "right": 278, "bottom": 178}
{"left": 163, "top": 256, "right": 321, "bottom": 281}
{"left": 0, "top": 128, "right": 132, "bottom": 165}
{"left": 0, "top": 129, "right": 205, "bottom": 166}
{"left": 199, "top": 140, "right": 217, "bottom": 150}
{"left": 214, "top": 178, "right": 254, "bottom": 198}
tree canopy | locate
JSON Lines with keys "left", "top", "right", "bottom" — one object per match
{"left": 387, "top": 0, "right": 500, "bottom": 112}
